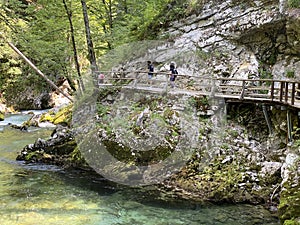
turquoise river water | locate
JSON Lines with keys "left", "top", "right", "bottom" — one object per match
{"left": 0, "top": 113, "right": 280, "bottom": 225}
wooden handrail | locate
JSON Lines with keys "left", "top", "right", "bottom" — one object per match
{"left": 96, "top": 70, "right": 300, "bottom": 109}
{"left": 97, "top": 70, "right": 299, "bottom": 83}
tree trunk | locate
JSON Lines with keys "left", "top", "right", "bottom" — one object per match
{"left": 7, "top": 41, "right": 73, "bottom": 102}
{"left": 81, "top": 0, "right": 98, "bottom": 77}
{"left": 63, "top": 0, "right": 85, "bottom": 93}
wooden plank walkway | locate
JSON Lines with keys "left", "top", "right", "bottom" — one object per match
{"left": 97, "top": 71, "right": 300, "bottom": 110}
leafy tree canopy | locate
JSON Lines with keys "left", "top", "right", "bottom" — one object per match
{"left": 0, "top": 0, "right": 189, "bottom": 106}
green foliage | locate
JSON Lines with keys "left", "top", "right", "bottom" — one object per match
{"left": 0, "top": 111, "right": 4, "bottom": 121}
{"left": 279, "top": 183, "right": 300, "bottom": 224}
{"left": 259, "top": 68, "right": 273, "bottom": 85}
{"left": 0, "top": 0, "right": 77, "bottom": 105}
{"left": 69, "top": 146, "right": 86, "bottom": 166}
{"left": 97, "top": 103, "right": 109, "bottom": 117}
{"left": 288, "top": 0, "right": 300, "bottom": 8}
{"left": 1, "top": 0, "right": 197, "bottom": 105}
{"left": 287, "top": 70, "right": 295, "bottom": 79}
{"left": 188, "top": 96, "right": 209, "bottom": 111}
{"left": 196, "top": 48, "right": 210, "bottom": 61}
{"left": 40, "top": 104, "right": 73, "bottom": 126}
{"left": 283, "top": 220, "right": 300, "bottom": 225}
{"left": 293, "top": 139, "right": 300, "bottom": 147}
{"left": 99, "top": 40, "right": 164, "bottom": 71}
{"left": 138, "top": 0, "right": 188, "bottom": 40}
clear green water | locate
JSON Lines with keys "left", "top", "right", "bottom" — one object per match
{"left": 0, "top": 115, "right": 279, "bottom": 225}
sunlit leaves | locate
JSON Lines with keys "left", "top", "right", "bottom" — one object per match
{"left": 0, "top": 0, "right": 174, "bottom": 102}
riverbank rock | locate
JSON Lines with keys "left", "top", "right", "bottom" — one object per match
{"left": 9, "top": 124, "right": 28, "bottom": 131}
{"left": 278, "top": 146, "right": 300, "bottom": 224}
{"left": 4, "top": 78, "right": 73, "bottom": 111}
{"left": 3, "top": 87, "right": 51, "bottom": 110}
{"left": 23, "top": 104, "right": 73, "bottom": 128}
{"left": 16, "top": 125, "right": 82, "bottom": 167}
{"left": 103, "top": 0, "right": 299, "bottom": 91}
{"left": 17, "top": 86, "right": 297, "bottom": 214}
{"left": 0, "top": 111, "right": 4, "bottom": 121}
{"left": 49, "top": 79, "right": 73, "bottom": 108}
{"left": 14, "top": 1, "right": 300, "bottom": 223}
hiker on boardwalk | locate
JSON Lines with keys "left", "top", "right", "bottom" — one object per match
{"left": 98, "top": 73, "right": 105, "bottom": 86}
{"left": 169, "top": 63, "right": 178, "bottom": 88}
{"left": 147, "top": 61, "right": 154, "bottom": 84}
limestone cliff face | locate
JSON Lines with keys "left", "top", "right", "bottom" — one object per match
{"left": 166, "top": 0, "right": 299, "bottom": 79}
{"left": 119, "top": 0, "right": 299, "bottom": 82}
{"left": 104, "top": 1, "right": 300, "bottom": 223}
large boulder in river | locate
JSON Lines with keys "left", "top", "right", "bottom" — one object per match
{"left": 16, "top": 125, "right": 80, "bottom": 167}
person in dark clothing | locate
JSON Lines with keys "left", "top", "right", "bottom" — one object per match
{"left": 147, "top": 61, "right": 154, "bottom": 84}
{"left": 170, "top": 63, "right": 178, "bottom": 88}
{"left": 98, "top": 73, "right": 105, "bottom": 85}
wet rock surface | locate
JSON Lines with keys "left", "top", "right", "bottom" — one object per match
{"left": 16, "top": 125, "right": 78, "bottom": 167}
{"left": 14, "top": 1, "right": 300, "bottom": 223}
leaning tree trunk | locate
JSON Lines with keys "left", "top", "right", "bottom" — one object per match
{"left": 63, "top": 0, "right": 85, "bottom": 93}
{"left": 81, "top": 0, "right": 98, "bottom": 78}
{"left": 6, "top": 41, "right": 73, "bottom": 102}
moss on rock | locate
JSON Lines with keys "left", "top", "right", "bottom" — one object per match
{"left": 40, "top": 104, "right": 73, "bottom": 126}
{"left": 278, "top": 184, "right": 300, "bottom": 224}
{"left": 166, "top": 154, "right": 273, "bottom": 204}
{"left": 0, "top": 111, "right": 4, "bottom": 121}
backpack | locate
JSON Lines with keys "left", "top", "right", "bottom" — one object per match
{"left": 174, "top": 69, "right": 178, "bottom": 78}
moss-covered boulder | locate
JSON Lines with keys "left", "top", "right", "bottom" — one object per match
{"left": 23, "top": 104, "right": 73, "bottom": 128}
{"left": 40, "top": 104, "right": 73, "bottom": 126}
{"left": 16, "top": 125, "right": 84, "bottom": 167}
{"left": 278, "top": 146, "right": 300, "bottom": 225}
{"left": 0, "top": 111, "right": 4, "bottom": 121}
{"left": 278, "top": 183, "right": 300, "bottom": 225}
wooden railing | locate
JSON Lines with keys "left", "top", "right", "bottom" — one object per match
{"left": 96, "top": 71, "right": 300, "bottom": 109}
{"left": 214, "top": 78, "right": 300, "bottom": 107}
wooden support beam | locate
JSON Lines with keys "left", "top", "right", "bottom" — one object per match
{"left": 164, "top": 74, "right": 169, "bottom": 92}
{"left": 262, "top": 104, "right": 273, "bottom": 135}
{"left": 209, "top": 79, "right": 216, "bottom": 98}
{"left": 133, "top": 72, "right": 138, "bottom": 88}
{"left": 270, "top": 81, "right": 274, "bottom": 101}
{"left": 291, "top": 82, "right": 296, "bottom": 105}
{"left": 280, "top": 81, "right": 284, "bottom": 102}
{"left": 285, "top": 82, "right": 289, "bottom": 103}
{"left": 287, "top": 109, "right": 293, "bottom": 143}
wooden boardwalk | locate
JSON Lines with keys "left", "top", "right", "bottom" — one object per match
{"left": 97, "top": 71, "right": 300, "bottom": 110}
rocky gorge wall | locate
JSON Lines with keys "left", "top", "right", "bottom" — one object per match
{"left": 100, "top": 0, "right": 300, "bottom": 223}
{"left": 114, "top": 0, "right": 299, "bottom": 80}
{"left": 16, "top": 0, "right": 300, "bottom": 224}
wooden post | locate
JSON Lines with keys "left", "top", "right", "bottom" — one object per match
{"left": 209, "top": 79, "right": 216, "bottom": 98}
{"left": 291, "top": 82, "right": 296, "bottom": 105}
{"left": 262, "top": 104, "right": 273, "bottom": 135}
{"left": 280, "top": 81, "right": 284, "bottom": 102}
{"left": 133, "top": 72, "right": 138, "bottom": 88}
{"left": 285, "top": 82, "right": 289, "bottom": 103}
{"left": 239, "top": 80, "right": 246, "bottom": 100}
{"left": 270, "top": 81, "right": 274, "bottom": 101}
{"left": 164, "top": 74, "right": 169, "bottom": 92}
{"left": 287, "top": 109, "right": 293, "bottom": 143}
